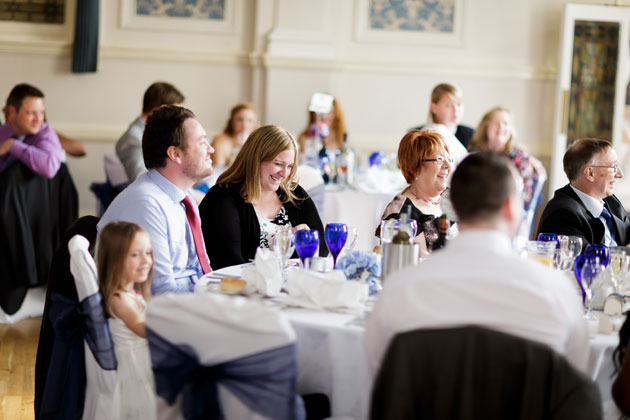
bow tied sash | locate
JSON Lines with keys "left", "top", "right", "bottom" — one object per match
{"left": 147, "top": 327, "right": 304, "bottom": 420}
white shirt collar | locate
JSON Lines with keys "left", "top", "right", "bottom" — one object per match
{"left": 569, "top": 184, "right": 603, "bottom": 217}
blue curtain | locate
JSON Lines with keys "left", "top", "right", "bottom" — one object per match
{"left": 72, "top": 0, "right": 100, "bottom": 73}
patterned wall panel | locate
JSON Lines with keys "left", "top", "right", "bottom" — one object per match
{"left": 369, "top": 0, "right": 454, "bottom": 33}
{"left": 135, "top": 0, "right": 225, "bottom": 20}
{"left": 0, "top": 0, "right": 64, "bottom": 23}
{"left": 567, "top": 20, "right": 619, "bottom": 145}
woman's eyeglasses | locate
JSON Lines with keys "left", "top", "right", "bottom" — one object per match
{"left": 421, "top": 156, "right": 454, "bottom": 166}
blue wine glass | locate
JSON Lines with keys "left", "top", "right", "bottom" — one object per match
{"left": 325, "top": 223, "right": 348, "bottom": 269}
{"left": 295, "top": 229, "right": 320, "bottom": 269}
{"left": 573, "top": 254, "right": 600, "bottom": 304}
{"left": 580, "top": 257, "right": 603, "bottom": 320}
{"left": 584, "top": 244, "right": 609, "bottom": 266}
{"left": 537, "top": 232, "right": 559, "bottom": 247}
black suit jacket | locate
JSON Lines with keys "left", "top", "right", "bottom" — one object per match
{"left": 537, "top": 184, "right": 630, "bottom": 246}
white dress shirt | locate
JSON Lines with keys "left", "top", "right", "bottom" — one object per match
{"left": 98, "top": 169, "right": 205, "bottom": 294}
{"left": 364, "top": 229, "right": 589, "bottom": 374}
{"left": 570, "top": 184, "right": 616, "bottom": 246}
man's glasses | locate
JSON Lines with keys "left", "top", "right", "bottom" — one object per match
{"left": 421, "top": 156, "right": 454, "bottom": 166}
{"left": 590, "top": 163, "right": 620, "bottom": 172}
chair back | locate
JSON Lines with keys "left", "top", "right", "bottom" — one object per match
{"left": 514, "top": 174, "right": 546, "bottom": 249}
{"left": 68, "top": 235, "right": 117, "bottom": 420}
{"left": 35, "top": 215, "right": 98, "bottom": 420}
{"left": 296, "top": 165, "right": 325, "bottom": 215}
{"left": 146, "top": 293, "right": 304, "bottom": 420}
{"left": 370, "top": 326, "right": 602, "bottom": 420}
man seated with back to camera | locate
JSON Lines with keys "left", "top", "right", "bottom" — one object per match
{"left": 98, "top": 105, "right": 214, "bottom": 295}
{"left": 538, "top": 137, "right": 630, "bottom": 246}
{"left": 365, "top": 151, "right": 589, "bottom": 374}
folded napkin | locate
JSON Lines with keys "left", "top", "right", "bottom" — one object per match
{"left": 242, "top": 248, "right": 283, "bottom": 297}
{"left": 283, "top": 269, "right": 369, "bottom": 312}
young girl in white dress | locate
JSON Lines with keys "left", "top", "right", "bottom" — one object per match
{"left": 97, "top": 221, "right": 157, "bottom": 420}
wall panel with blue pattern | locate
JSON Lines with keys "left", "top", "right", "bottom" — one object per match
{"left": 369, "top": 0, "right": 454, "bottom": 33}
{"left": 135, "top": 0, "right": 225, "bottom": 20}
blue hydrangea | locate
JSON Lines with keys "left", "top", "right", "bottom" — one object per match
{"left": 336, "top": 251, "right": 381, "bottom": 295}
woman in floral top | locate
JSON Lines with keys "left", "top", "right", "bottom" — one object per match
{"left": 468, "top": 107, "right": 547, "bottom": 212}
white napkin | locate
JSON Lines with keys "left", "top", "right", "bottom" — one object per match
{"left": 242, "top": 247, "right": 283, "bottom": 297}
{"left": 283, "top": 269, "right": 369, "bottom": 312}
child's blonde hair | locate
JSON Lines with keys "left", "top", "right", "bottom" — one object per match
{"left": 97, "top": 221, "right": 152, "bottom": 317}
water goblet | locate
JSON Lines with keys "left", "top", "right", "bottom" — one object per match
{"left": 580, "top": 257, "right": 603, "bottom": 320}
{"left": 272, "top": 226, "right": 295, "bottom": 279}
{"left": 584, "top": 244, "right": 609, "bottom": 266}
{"left": 295, "top": 229, "right": 320, "bottom": 269}
{"left": 325, "top": 223, "right": 348, "bottom": 269}
{"left": 559, "top": 235, "right": 583, "bottom": 270}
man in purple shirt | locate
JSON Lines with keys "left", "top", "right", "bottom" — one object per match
{"left": 0, "top": 83, "right": 62, "bottom": 179}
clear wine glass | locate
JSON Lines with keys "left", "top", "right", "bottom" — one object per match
{"left": 609, "top": 249, "right": 629, "bottom": 293}
{"left": 272, "top": 226, "right": 295, "bottom": 279}
{"left": 580, "top": 257, "right": 603, "bottom": 320}
{"left": 294, "top": 229, "right": 319, "bottom": 269}
{"left": 559, "top": 235, "right": 583, "bottom": 270}
{"left": 325, "top": 223, "right": 348, "bottom": 269}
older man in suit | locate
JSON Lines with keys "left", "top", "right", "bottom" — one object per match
{"left": 538, "top": 138, "right": 630, "bottom": 246}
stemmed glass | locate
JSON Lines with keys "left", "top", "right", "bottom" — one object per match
{"left": 580, "top": 257, "right": 603, "bottom": 320}
{"left": 584, "top": 244, "right": 610, "bottom": 266}
{"left": 559, "top": 235, "right": 583, "bottom": 270}
{"left": 537, "top": 232, "right": 559, "bottom": 243}
{"left": 609, "top": 249, "right": 630, "bottom": 293}
{"left": 295, "top": 229, "right": 319, "bottom": 269}
{"left": 325, "top": 223, "right": 348, "bottom": 269}
{"left": 272, "top": 226, "right": 295, "bottom": 279}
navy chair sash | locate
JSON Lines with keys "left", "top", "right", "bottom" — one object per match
{"left": 147, "top": 327, "right": 305, "bottom": 420}
{"left": 50, "top": 292, "right": 117, "bottom": 370}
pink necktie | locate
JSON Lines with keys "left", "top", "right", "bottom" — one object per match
{"left": 181, "top": 196, "right": 211, "bottom": 274}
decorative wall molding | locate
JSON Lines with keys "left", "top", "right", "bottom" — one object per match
{"left": 100, "top": 44, "right": 250, "bottom": 65}
{"left": 354, "top": 0, "right": 464, "bottom": 47}
{"left": 119, "top": 0, "right": 237, "bottom": 35}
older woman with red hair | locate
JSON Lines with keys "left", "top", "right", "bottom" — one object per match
{"left": 377, "top": 129, "right": 453, "bottom": 254}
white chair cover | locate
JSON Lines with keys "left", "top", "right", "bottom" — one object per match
{"left": 146, "top": 293, "right": 299, "bottom": 420}
{"left": 68, "top": 235, "right": 117, "bottom": 420}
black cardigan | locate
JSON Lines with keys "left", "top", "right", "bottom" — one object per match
{"left": 199, "top": 183, "right": 328, "bottom": 270}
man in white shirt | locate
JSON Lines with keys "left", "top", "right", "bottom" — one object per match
{"left": 538, "top": 138, "right": 630, "bottom": 246}
{"left": 365, "top": 151, "right": 589, "bottom": 374}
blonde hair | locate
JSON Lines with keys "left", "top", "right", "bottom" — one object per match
{"left": 222, "top": 102, "right": 258, "bottom": 136}
{"left": 97, "top": 222, "right": 152, "bottom": 317}
{"left": 469, "top": 106, "right": 515, "bottom": 153}
{"left": 216, "top": 125, "right": 300, "bottom": 204}
{"left": 398, "top": 129, "right": 450, "bottom": 183}
{"left": 299, "top": 97, "right": 347, "bottom": 150}
{"left": 428, "top": 83, "right": 463, "bottom": 124}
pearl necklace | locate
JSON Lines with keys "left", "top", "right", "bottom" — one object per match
{"left": 408, "top": 188, "right": 441, "bottom": 205}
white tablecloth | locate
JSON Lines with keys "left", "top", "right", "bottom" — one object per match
{"left": 322, "top": 187, "right": 394, "bottom": 252}
{"left": 206, "top": 265, "right": 622, "bottom": 419}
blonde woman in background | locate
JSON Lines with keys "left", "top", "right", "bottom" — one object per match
{"left": 469, "top": 106, "right": 547, "bottom": 213}
{"left": 415, "top": 83, "right": 469, "bottom": 164}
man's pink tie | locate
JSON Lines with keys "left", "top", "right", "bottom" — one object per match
{"left": 181, "top": 196, "right": 211, "bottom": 274}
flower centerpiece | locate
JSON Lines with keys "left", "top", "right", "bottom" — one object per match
{"left": 335, "top": 250, "right": 381, "bottom": 295}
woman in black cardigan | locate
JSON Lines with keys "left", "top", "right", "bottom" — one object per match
{"left": 199, "top": 125, "right": 327, "bottom": 270}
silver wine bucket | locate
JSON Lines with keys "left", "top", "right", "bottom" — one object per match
{"left": 381, "top": 242, "right": 420, "bottom": 281}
